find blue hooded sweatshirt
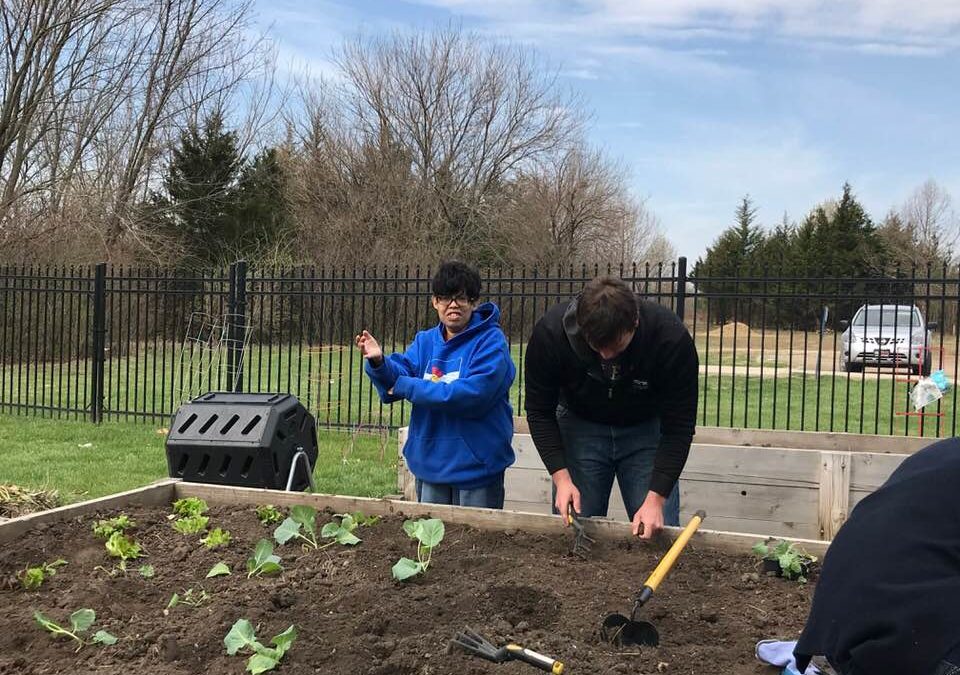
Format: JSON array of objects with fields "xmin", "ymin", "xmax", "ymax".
[{"xmin": 363, "ymin": 302, "xmax": 515, "ymax": 489}]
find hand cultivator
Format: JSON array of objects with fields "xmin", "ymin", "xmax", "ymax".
[
  {"xmin": 567, "ymin": 510, "xmax": 595, "ymax": 558},
  {"xmin": 451, "ymin": 627, "xmax": 565, "ymax": 673},
  {"xmin": 601, "ymin": 510, "xmax": 707, "ymax": 648}
]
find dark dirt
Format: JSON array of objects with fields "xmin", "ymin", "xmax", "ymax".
[{"xmin": 0, "ymin": 503, "xmax": 815, "ymax": 674}]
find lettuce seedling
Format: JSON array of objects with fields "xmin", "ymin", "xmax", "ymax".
[
  {"xmin": 200, "ymin": 528, "xmax": 232, "ymax": 549},
  {"xmin": 273, "ymin": 505, "xmax": 320, "ymax": 549},
  {"xmin": 256, "ymin": 505, "xmax": 284, "ymax": 526},
  {"xmin": 319, "ymin": 513, "xmax": 361, "ymax": 547},
  {"xmin": 105, "ymin": 531, "xmax": 142, "ymax": 561},
  {"xmin": 224, "ymin": 619, "xmax": 297, "ymax": 675},
  {"xmin": 246, "ymin": 539, "xmax": 283, "ymax": 578},
  {"xmin": 172, "ymin": 515, "xmax": 209, "ymax": 535},
  {"xmin": 138, "ymin": 565, "xmax": 155, "ymax": 578},
  {"xmin": 92, "ymin": 515, "xmax": 135, "ymax": 540},
  {"xmin": 34, "ymin": 609, "xmax": 117, "ymax": 651},
  {"xmin": 19, "ymin": 559, "xmax": 67, "ymax": 590},
  {"xmin": 172, "ymin": 497, "xmax": 208, "ymax": 517},
  {"xmin": 392, "ymin": 518, "xmax": 445, "ymax": 581},
  {"xmin": 351, "ymin": 511, "xmax": 381, "ymax": 527}
]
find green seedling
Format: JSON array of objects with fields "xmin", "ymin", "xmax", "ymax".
[
  {"xmin": 172, "ymin": 515, "xmax": 209, "ymax": 535},
  {"xmin": 273, "ymin": 505, "xmax": 321, "ymax": 549},
  {"xmin": 351, "ymin": 511, "xmax": 381, "ymax": 527},
  {"xmin": 319, "ymin": 513, "xmax": 361, "ymax": 547},
  {"xmin": 392, "ymin": 518, "xmax": 445, "ymax": 581},
  {"xmin": 172, "ymin": 497, "xmax": 208, "ymax": 518},
  {"xmin": 91, "ymin": 515, "xmax": 135, "ymax": 540},
  {"xmin": 34, "ymin": 609, "xmax": 117, "ymax": 651},
  {"xmin": 753, "ymin": 539, "xmax": 818, "ymax": 583},
  {"xmin": 200, "ymin": 528, "xmax": 232, "ymax": 549},
  {"xmin": 246, "ymin": 539, "xmax": 283, "ymax": 578},
  {"xmin": 224, "ymin": 619, "xmax": 297, "ymax": 675},
  {"xmin": 19, "ymin": 559, "xmax": 67, "ymax": 590},
  {"xmin": 138, "ymin": 565, "xmax": 155, "ymax": 578},
  {"xmin": 165, "ymin": 587, "xmax": 211, "ymax": 611},
  {"xmin": 206, "ymin": 562, "xmax": 231, "ymax": 578},
  {"xmin": 256, "ymin": 505, "xmax": 284, "ymax": 526},
  {"xmin": 97, "ymin": 531, "xmax": 143, "ymax": 576}
]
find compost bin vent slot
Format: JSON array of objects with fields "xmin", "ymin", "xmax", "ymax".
[
  {"xmin": 220, "ymin": 414, "xmax": 240, "ymax": 435},
  {"xmin": 178, "ymin": 413, "xmax": 197, "ymax": 434},
  {"xmin": 199, "ymin": 414, "xmax": 218, "ymax": 434},
  {"xmin": 241, "ymin": 415, "xmax": 261, "ymax": 435}
]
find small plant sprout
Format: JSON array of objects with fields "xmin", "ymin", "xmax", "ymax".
[
  {"xmin": 224, "ymin": 619, "xmax": 297, "ymax": 675},
  {"xmin": 172, "ymin": 514, "xmax": 209, "ymax": 535},
  {"xmin": 392, "ymin": 518, "xmax": 445, "ymax": 582},
  {"xmin": 206, "ymin": 562, "xmax": 231, "ymax": 578},
  {"xmin": 273, "ymin": 505, "xmax": 321, "ymax": 549},
  {"xmin": 165, "ymin": 588, "xmax": 211, "ymax": 612},
  {"xmin": 200, "ymin": 528, "xmax": 232, "ymax": 549},
  {"xmin": 351, "ymin": 511, "xmax": 381, "ymax": 527},
  {"xmin": 320, "ymin": 513, "xmax": 361, "ymax": 547},
  {"xmin": 91, "ymin": 515, "xmax": 135, "ymax": 540},
  {"xmin": 753, "ymin": 539, "xmax": 818, "ymax": 583},
  {"xmin": 34, "ymin": 609, "xmax": 117, "ymax": 651},
  {"xmin": 256, "ymin": 504, "xmax": 284, "ymax": 526},
  {"xmin": 19, "ymin": 559, "xmax": 67, "ymax": 590},
  {"xmin": 102, "ymin": 531, "xmax": 143, "ymax": 574},
  {"xmin": 138, "ymin": 565, "xmax": 155, "ymax": 578},
  {"xmin": 246, "ymin": 539, "xmax": 283, "ymax": 578},
  {"xmin": 172, "ymin": 497, "xmax": 208, "ymax": 518}
]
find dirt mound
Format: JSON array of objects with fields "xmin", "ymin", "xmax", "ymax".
[{"xmin": 708, "ymin": 321, "xmax": 753, "ymax": 337}]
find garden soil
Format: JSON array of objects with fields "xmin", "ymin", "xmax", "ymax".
[{"xmin": 0, "ymin": 504, "xmax": 815, "ymax": 675}]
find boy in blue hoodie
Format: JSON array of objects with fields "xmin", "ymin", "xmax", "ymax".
[{"xmin": 355, "ymin": 261, "xmax": 516, "ymax": 508}]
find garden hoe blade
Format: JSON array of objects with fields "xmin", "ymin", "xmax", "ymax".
[
  {"xmin": 451, "ymin": 627, "xmax": 566, "ymax": 673},
  {"xmin": 601, "ymin": 510, "xmax": 706, "ymax": 649},
  {"xmin": 567, "ymin": 510, "xmax": 596, "ymax": 558}
]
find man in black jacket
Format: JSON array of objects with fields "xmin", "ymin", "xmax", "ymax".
[
  {"xmin": 524, "ymin": 276, "xmax": 699, "ymax": 539},
  {"xmin": 794, "ymin": 436, "xmax": 960, "ymax": 675}
]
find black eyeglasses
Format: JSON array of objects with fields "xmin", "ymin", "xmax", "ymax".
[{"xmin": 435, "ymin": 294, "xmax": 474, "ymax": 306}]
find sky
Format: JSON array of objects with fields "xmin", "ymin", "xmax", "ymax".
[{"xmin": 251, "ymin": 0, "xmax": 960, "ymax": 261}]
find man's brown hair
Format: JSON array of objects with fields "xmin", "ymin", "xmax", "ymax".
[{"xmin": 576, "ymin": 276, "xmax": 639, "ymax": 348}]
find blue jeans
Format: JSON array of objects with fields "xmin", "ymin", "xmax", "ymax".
[
  {"xmin": 554, "ymin": 406, "xmax": 680, "ymax": 524},
  {"xmin": 415, "ymin": 472, "xmax": 505, "ymax": 509}
]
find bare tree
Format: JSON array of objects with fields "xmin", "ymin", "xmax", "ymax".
[
  {"xmin": 502, "ymin": 143, "xmax": 673, "ymax": 266},
  {"xmin": 300, "ymin": 25, "xmax": 582, "ymax": 261},
  {"xmin": 900, "ymin": 178, "xmax": 958, "ymax": 267},
  {"xmin": 0, "ymin": 0, "xmax": 276, "ymax": 262}
]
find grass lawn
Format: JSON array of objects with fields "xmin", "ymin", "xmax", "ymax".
[{"xmin": 0, "ymin": 414, "xmax": 399, "ymax": 505}]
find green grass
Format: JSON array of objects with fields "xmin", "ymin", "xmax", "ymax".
[
  {"xmin": 0, "ymin": 414, "xmax": 398, "ymax": 504},
  {"xmin": 700, "ymin": 372, "xmax": 955, "ymax": 438}
]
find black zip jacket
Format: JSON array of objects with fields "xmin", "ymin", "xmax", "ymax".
[{"xmin": 523, "ymin": 296, "xmax": 699, "ymax": 497}]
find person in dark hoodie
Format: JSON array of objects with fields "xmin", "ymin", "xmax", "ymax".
[
  {"xmin": 355, "ymin": 260, "xmax": 515, "ymax": 509},
  {"xmin": 794, "ymin": 436, "xmax": 960, "ymax": 675},
  {"xmin": 524, "ymin": 275, "xmax": 698, "ymax": 540}
]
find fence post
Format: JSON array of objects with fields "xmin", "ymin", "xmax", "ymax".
[
  {"xmin": 675, "ymin": 256, "xmax": 688, "ymax": 323},
  {"xmin": 90, "ymin": 263, "xmax": 107, "ymax": 423},
  {"xmin": 227, "ymin": 260, "xmax": 248, "ymax": 393}
]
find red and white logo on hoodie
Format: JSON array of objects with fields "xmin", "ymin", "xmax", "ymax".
[{"xmin": 422, "ymin": 358, "xmax": 462, "ymax": 383}]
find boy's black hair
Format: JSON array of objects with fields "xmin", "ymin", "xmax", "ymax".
[
  {"xmin": 576, "ymin": 275, "xmax": 639, "ymax": 348},
  {"xmin": 432, "ymin": 260, "xmax": 481, "ymax": 300}
]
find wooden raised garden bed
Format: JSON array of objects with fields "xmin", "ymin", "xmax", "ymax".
[{"xmin": 0, "ymin": 480, "xmax": 828, "ymax": 675}]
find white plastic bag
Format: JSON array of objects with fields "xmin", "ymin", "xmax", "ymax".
[{"xmin": 911, "ymin": 377, "xmax": 944, "ymax": 410}]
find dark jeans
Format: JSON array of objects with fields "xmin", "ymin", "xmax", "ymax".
[
  {"xmin": 933, "ymin": 661, "xmax": 960, "ymax": 675},
  {"xmin": 415, "ymin": 472, "xmax": 505, "ymax": 509},
  {"xmin": 554, "ymin": 406, "xmax": 680, "ymax": 524}
]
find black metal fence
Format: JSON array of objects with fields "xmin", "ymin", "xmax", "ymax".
[{"xmin": 2, "ymin": 259, "xmax": 959, "ymax": 438}]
